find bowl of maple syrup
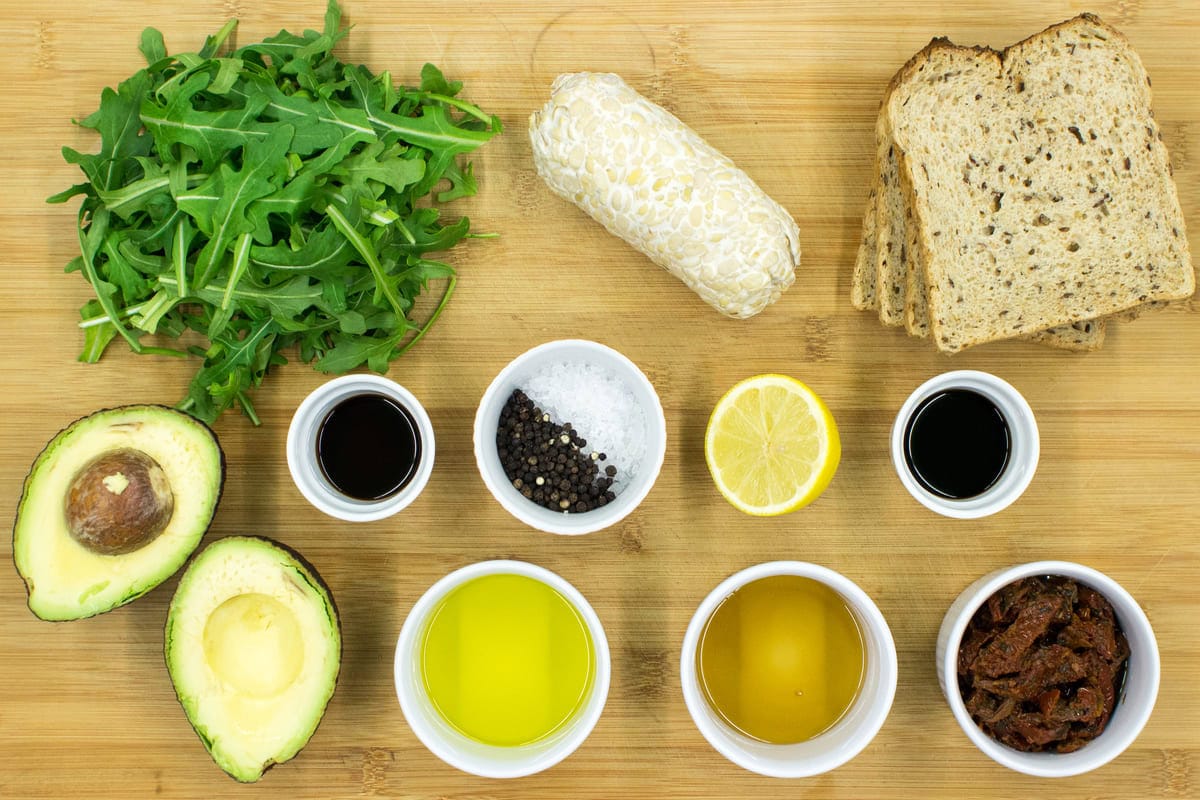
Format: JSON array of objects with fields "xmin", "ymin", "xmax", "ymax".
[
  {"xmin": 679, "ymin": 561, "xmax": 897, "ymax": 777},
  {"xmin": 286, "ymin": 374, "xmax": 435, "ymax": 521},
  {"xmin": 890, "ymin": 370, "xmax": 1039, "ymax": 519}
]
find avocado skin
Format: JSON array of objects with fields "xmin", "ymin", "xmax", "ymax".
[
  {"xmin": 165, "ymin": 535, "xmax": 341, "ymax": 783},
  {"xmin": 12, "ymin": 404, "xmax": 226, "ymax": 621}
]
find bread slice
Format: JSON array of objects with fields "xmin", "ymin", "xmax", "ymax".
[
  {"xmin": 851, "ymin": 106, "xmax": 891, "ymax": 312},
  {"xmin": 875, "ymin": 145, "xmax": 908, "ymax": 326},
  {"xmin": 851, "ymin": 184, "xmax": 879, "ymax": 310},
  {"xmin": 876, "ymin": 142, "xmax": 908, "ymax": 327},
  {"xmin": 875, "ymin": 53, "xmax": 1110, "ymax": 350},
  {"xmin": 855, "ymin": 100, "xmax": 1109, "ymax": 350},
  {"xmin": 893, "ymin": 145, "xmax": 1109, "ymax": 348},
  {"xmin": 888, "ymin": 15, "xmax": 1194, "ymax": 353},
  {"xmin": 859, "ymin": 139, "xmax": 1110, "ymax": 350}
]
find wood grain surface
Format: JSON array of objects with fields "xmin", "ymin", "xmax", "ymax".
[{"xmin": 1, "ymin": 1, "xmax": 1197, "ymax": 798}]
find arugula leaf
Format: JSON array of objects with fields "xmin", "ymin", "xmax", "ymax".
[{"xmin": 53, "ymin": 0, "xmax": 499, "ymax": 424}]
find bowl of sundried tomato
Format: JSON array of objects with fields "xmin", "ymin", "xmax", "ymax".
[{"xmin": 936, "ymin": 561, "xmax": 1159, "ymax": 777}]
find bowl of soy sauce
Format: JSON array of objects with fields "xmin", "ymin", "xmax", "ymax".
[
  {"xmin": 287, "ymin": 374, "xmax": 435, "ymax": 522},
  {"xmin": 890, "ymin": 371, "xmax": 1038, "ymax": 519}
]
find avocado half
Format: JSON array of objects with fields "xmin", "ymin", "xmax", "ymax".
[
  {"xmin": 12, "ymin": 405, "xmax": 224, "ymax": 621},
  {"xmin": 165, "ymin": 536, "xmax": 341, "ymax": 783}
]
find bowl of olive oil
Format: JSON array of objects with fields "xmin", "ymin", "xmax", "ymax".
[
  {"xmin": 680, "ymin": 562, "xmax": 897, "ymax": 777},
  {"xmin": 394, "ymin": 560, "xmax": 610, "ymax": 778}
]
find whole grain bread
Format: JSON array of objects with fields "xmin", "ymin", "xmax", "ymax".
[
  {"xmin": 851, "ymin": 183, "xmax": 879, "ymax": 310},
  {"xmin": 875, "ymin": 141, "xmax": 908, "ymax": 326},
  {"xmin": 870, "ymin": 46, "xmax": 1111, "ymax": 351},
  {"xmin": 888, "ymin": 14, "xmax": 1194, "ymax": 353},
  {"xmin": 854, "ymin": 122, "xmax": 1110, "ymax": 350},
  {"xmin": 893, "ymin": 144, "xmax": 1109, "ymax": 349}
]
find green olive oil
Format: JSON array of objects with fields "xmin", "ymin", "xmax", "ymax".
[
  {"xmin": 420, "ymin": 573, "xmax": 595, "ymax": 747},
  {"xmin": 697, "ymin": 575, "xmax": 866, "ymax": 744}
]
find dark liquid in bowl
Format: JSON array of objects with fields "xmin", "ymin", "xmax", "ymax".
[
  {"xmin": 316, "ymin": 393, "xmax": 421, "ymax": 501},
  {"xmin": 903, "ymin": 389, "xmax": 1010, "ymax": 499}
]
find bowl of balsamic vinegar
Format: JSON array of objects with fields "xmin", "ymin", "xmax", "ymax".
[
  {"xmin": 287, "ymin": 374, "xmax": 436, "ymax": 522},
  {"xmin": 890, "ymin": 370, "xmax": 1039, "ymax": 519}
]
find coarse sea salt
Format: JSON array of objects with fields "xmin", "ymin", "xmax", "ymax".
[{"xmin": 522, "ymin": 360, "xmax": 647, "ymax": 494}]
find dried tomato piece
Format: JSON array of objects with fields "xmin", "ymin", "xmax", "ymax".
[{"xmin": 974, "ymin": 592, "xmax": 1067, "ymax": 677}]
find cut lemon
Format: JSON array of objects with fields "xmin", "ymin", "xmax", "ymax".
[{"xmin": 704, "ymin": 374, "xmax": 841, "ymax": 516}]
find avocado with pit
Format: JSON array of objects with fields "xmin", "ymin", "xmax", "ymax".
[
  {"xmin": 12, "ymin": 405, "xmax": 224, "ymax": 621},
  {"xmin": 165, "ymin": 536, "xmax": 341, "ymax": 782}
]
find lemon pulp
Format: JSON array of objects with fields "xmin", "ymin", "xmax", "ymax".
[{"xmin": 704, "ymin": 374, "xmax": 841, "ymax": 516}]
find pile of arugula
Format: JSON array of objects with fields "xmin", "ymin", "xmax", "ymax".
[{"xmin": 50, "ymin": 1, "xmax": 500, "ymax": 424}]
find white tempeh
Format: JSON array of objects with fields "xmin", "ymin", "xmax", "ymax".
[{"xmin": 529, "ymin": 72, "xmax": 800, "ymax": 319}]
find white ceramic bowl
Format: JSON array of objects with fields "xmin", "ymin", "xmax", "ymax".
[
  {"xmin": 473, "ymin": 339, "xmax": 667, "ymax": 535},
  {"xmin": 680, "ymin": 561, "xmax": 898, "ymax": 778},
  {"xmin": 394, "ymin": 560, "xmax": 611, "ymax": 778},
  {"xmin": 890, "ymin": 370, "xmax": 1039, "ymax": 519},
  {"xmin": 286, "ymin": 374, "xmax": 435, "ymax": 522},
  {"xmin": 936, "ymin": 560, "xmax": 1160, "ymax": 777}
]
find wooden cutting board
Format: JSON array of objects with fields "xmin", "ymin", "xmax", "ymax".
[{"xmin": 1, "ymin": 1, "xmax": 1197, "ymax": 798}]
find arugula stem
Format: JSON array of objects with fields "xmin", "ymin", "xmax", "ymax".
[
  {"xmin": 79, "ymin": 301, "xmax": 150, "ymax": 329},
  {"xmin": 395, "ymin": 275, "xmax": 455, "ymax": 358},
  {"xmin": 200, "ymin": 18, "xmax": 239, "ymax": 59},
  {"xmin": 77, "ymin": 207, "xmax": 142, "ymax": 352},
  {"xmin": 422, "ymin": 93, "xmax": 495, "ymax": 126},
  {"xmin": 138, "ymin": 346, "xmax": 190, "ymax": 358},
  {"xmin": 173, "ymin": 218, "xmax": 189, "ymax": 297},
  {"xmin": 222, "ymin": 233, "xmax": 253, "ymax": 310},
  {"xmin": 236, "ymin": 391, "xmax": 261, "ymax": 426},
  {"xmin": 325, "ymin": 204, "xmax": 406, "ymax": 318},
  {"xmin": 393, "ymin": 216, "xmax": 417, "ymax": 245},
  {"xmin": 132, "ymin": 290, "xmax": 179, "ymax": 333}
]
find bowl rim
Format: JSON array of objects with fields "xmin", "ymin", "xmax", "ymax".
[
  {"xmin": 285, "ymin": 373, "xmax": 436, "ymax": 522},
  {"xmin": 940, "ymin": 560, "xmax": 1160, "ymax": 777},
  {"xmin": 890, "ymin": 370, "xmax": 1039, "ymax": 519},
  {"xmin": 393, "ymin": 559, "xmax": 612, "ymax": 778},
  {"xmin": 472, "ymin": 338, "xmax": 667, "ymax": 535},
  {"xmin": 679, "ymin": 560, "xmax": 898, "ymax": 777}
]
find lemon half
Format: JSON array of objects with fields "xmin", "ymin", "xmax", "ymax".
[{"xmin": 704, "ymin": 374, "xmax": 841, "ymax": 516}]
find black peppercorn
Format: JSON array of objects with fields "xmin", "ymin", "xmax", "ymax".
[{"xmin": 496, "ymin": 389, "xmax": 626, "ymax": 516}]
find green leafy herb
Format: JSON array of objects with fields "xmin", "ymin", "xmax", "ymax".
[{"xmin": 52, "ymin": 0, "xmax": 500, "ymax": 424}]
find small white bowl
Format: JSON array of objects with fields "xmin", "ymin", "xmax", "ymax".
[
  {"xmin": 394, "ymin": 560, "xmax": 611, "ymax": 778},
  {"xmin": 473, "ymin": 339, "xmax": 666, "ymax": 535},
  {"xmin": 936, "ymin": 561, "xmax": 1160, "ymax": 778},
  {"xmin": 680, "ymin": 561, "xmax": 898, "ymax": 778},
  {"xmin": 286, "ymin": 374, "xmax": 435, "ymax": 522},
  {"xmin": 890, "ymin": 370, "xmax": 1039, "ymax": 519}
]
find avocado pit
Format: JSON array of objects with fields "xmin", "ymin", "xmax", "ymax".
[{"xmin": 65, "ymin": 448, "xmax": 175, "ymax": 555}]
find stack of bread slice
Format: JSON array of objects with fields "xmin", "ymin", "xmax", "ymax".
[{"xmin": 852, "ymin": 14, "xmax": 1194, "ymax": 353}]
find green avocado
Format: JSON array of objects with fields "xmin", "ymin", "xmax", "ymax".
[
  {"xmin": 12, "ymin": 405, "xmax": 224, "ymax": 621},
  {"xmin": 165, "ymin": 536, "xmax": 341, "ymax": 783}
]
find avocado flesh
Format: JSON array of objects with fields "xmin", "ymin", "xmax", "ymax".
[
  {"xmin": 12, "ymin": 405, "xmax": 224, "ymax": 621},
  {"xmin": 166, "ymin": 536, "xmax": 341, "ymax": 783}
]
